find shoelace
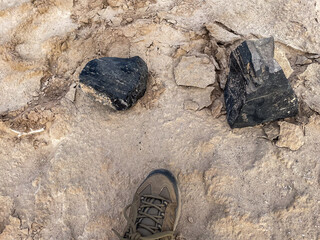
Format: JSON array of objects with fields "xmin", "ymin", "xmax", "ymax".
[{"xmin": 113, "ymin": 195, "xmax": 174, "ymax": 240}]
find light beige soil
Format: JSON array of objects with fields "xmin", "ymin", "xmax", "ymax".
[{"xmin": 0, "ymin": 0, "xmax": 320, "ymax": 239}]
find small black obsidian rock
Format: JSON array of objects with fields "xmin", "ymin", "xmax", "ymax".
[
  {"xmin": 224, "ymin": 37, "xmax": 298, "ymax": 128},
  {"xmin": 79, "ymin": 56, "xmax": 148, "ymax": 110}
]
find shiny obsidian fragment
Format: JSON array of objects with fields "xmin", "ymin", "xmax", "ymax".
[
  {"xmin": 224, "ymin": 37, "xmax": 298, "ymax": 128},
  {"xmin": 80, "ymin": 56, "xmax": 148, "ymax": 110}
]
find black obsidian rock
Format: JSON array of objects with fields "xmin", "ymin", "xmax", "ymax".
[
  {"xmin": 224, "ymin": 37, "xmax": 298, "ymax": 128},
  {"xmin": 79, "ymin": 56, "xmax": 148, "ymax": 110}
]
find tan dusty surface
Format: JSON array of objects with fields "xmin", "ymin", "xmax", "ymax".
[{"xmin": 0, "ymin": 0, "xmax": 320, "ymax": 239}]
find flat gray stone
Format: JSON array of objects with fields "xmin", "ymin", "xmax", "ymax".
[
  {"xmin": 174, "ymin": 55, "xmax": 216, "ymax": 88},
  {"xmin": 296, "ymin": 64, "xmax": 320, "ymax": 114}
]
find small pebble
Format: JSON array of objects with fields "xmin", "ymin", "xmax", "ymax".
[{"xmin": 126, "ymin": 17, "xmax": 133, "ymax": 23}]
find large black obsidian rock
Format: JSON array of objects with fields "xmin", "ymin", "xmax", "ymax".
[
  {"xmin": 79, "ymin": 56, "xmax": 148, "ymax": 110},
  {"xmin": 224, "ymin": 37, "xmax": 298, "ymax": 128}
]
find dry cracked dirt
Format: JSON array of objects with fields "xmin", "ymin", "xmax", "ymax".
[{"xmin": 0, "ymin": 0, "xmax": 320, "ymax": 239}]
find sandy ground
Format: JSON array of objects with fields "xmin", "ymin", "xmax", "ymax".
[{"xmin": 0, "ymin": 0, "xmax": 320, "ymax": 239}]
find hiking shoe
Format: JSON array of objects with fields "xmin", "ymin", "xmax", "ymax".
[{"xmin": 114, "ymin": 169, "xmax": 181, "ymax": 240}]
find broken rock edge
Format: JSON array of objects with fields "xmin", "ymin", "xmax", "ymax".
[{"xmin": 225, "ymin": 39, "xmax": 299, "ymax": 128}]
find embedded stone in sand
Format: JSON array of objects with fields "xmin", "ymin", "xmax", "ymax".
[
  {"xmin": 174, "ymin": 55, "xmax": 216, "ymax": 88},
  {"xmin": 79, "ymin": 56, "xmax": 148, "ymax": 110}
]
